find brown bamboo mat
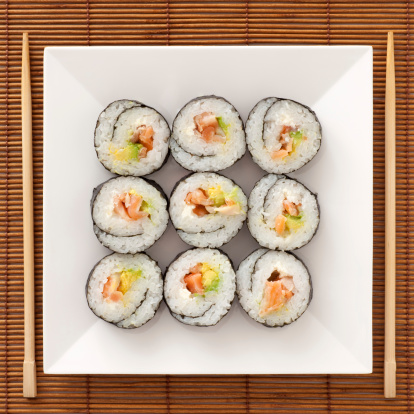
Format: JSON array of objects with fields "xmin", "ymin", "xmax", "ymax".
[{"xmin": 0, "ymin": 0, "xmax": 412, "ymax": 413}]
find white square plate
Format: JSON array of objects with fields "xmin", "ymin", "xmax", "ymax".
[{"xmin": 43, "ymin": 46, "xmax": 373, "ymax": 374}]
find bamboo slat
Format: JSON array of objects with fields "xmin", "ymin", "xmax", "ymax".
[{"xmin": 0, "ymin": 0, "xmax": 413, "ymax": 412}]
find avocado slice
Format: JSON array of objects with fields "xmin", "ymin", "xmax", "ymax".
[
  {"xmin": 284, "ymin": 213, "xmax": 304, "ymax": 231},
  {"xmin": 201, "ymin": 263, "xmax": 220, "ymax": 293},
  {"xmin": 118, "ymin": 268, "xmax": 142, "ymax": 294}
]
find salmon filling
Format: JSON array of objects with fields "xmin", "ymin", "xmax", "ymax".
[
  {"xmin": 184, "ymin": 262, "xmax": 220, "ymax": 295},
  {"xmin": 113, "ymin": 191, "xmax": 149, "ymax": 221},
  {"xmin": 102, "ymin": 268, "xmax": 142, "ymax": 303},
  {"xmin": 130, "ymin": 125, "xmax": 154, "ymax": 158},
  {"xmin": 259, "ymin": 270, "xmax": 295, "ymax": 316},
  {"xmin": 110, "ymin": 125, "xmax": 154, "ymax": 162},
  {"xmin": 185, "ymin": 186, "xmax": 241, "ymax": 217},
  {"xmin": 271, "ymin": 126, "xmax": 307, "ymax": 160},
  {"xmin": 194, "ymin": 112, "xmax": 227, "ymax": 143},
  {"xmin": 275, "ymin": 199, "xmax": 303, "ymax": 235}
]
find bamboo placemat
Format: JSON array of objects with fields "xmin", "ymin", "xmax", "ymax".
[{"xmin": 0, "ymin": 1, "xmax": 412, "ymax": 413}]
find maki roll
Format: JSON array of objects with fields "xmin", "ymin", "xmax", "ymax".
[
  {"xmin": 237, "ymin": 249, "xmax": 312, "ymax": 327},
  {"xmin": 92, "ymin": 176, "xmax": 169, "ymax": 253},
  {"xmin": 94, "ymin": 99, "xmax": 170, "ymax": 176},
  {"xmin": 248, "ymin": 174, "xmax": 319, "ymax": 250},
  {"xmin": 164, "ymin": 248, "xmax": 236, "ymax": 326},
  {"xmin": 246, "ymin": 98, "xmax": 321, "ymax": 173},
  {"xmin": 170, "ymin": 96, "xmax": 246, "ymax": 172},
  {"xmin": 169, "ymin": 173, "xmax": 247, "ymax": 248},
  {"xmin": 86, "ymin": 252, "xmax": 163, "ymax": 329}
]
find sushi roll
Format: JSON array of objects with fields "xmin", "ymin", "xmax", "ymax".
[
  {"xmin": 246, "ymin": 98, "xmax": 321, "ymax": 173},
  {"xmin": 92, "ymin": 176, "xmax": 169, "ymax": 253},
  {"xmin": 94, "ymin": 99, "xmax": 170, "ymax": 176},
  {"xmin": 164, "ymin": 248, "xmax": 236, "ymax": 326},
  {"xmin": 169, "ymin": 173, "xmax": 247, "ymax": 248},
  {"xmin": 237, "ymin": 249, "xmax": 312, "ymax": 327},
  {"xmin": 170, "ymin": 96, "xmax": 246, "ymax": 172},
  {"xmin": 248, "ymin": 174, "xmax": 319, "ymax": 250},
  {"xmin": 86, "ymin": 252, "xmax": 163, "ymax": 329}
]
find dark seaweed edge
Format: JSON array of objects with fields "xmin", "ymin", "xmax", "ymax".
[
  {"xmin": 172, "ymin": 94, "xmax": 245, "ymax": 139},
  {"xmin": 115, "ymin": 290, "xmax": 148, "ymax": 328},
  {"xmin": 94, "ymin": 225, "xmax": 165, "ymax": 254},
  {"xmin": 263, "ymin": 174, "xmax": 285, "ymax": 207},
  {"xmin": 245, "ymin": 97, "xmax": 279, "ymax": 127},
  {"xmin": 85, "ymin": 252, "xmax": 164, "ymax": 329},
  {"xmin": 94, "ymin": 99, "xmax": 171, "ymax": 177},
  {"xmin": 235, "ymin": 247, "xmax": 268, "ymax": 297},
  {"xmin": 176, "ymin": 221, "xmax": 244, "ymax": 249},
  {"xmin": 168, "ymin": 170, "xmax": 194, "ymax": 197},
  {"xmin": 90, "ymin": 176, "xmax": 170, "ymax": 253},
  {"xmin": 170, "ymin": 136, "xmax": 247, "ymax": 174},
  {"xmin": 262, "ymin": 97, "xmax": 322, "ymax": 141},
  {"xmin": 171, "ymin": 303, "xmax": 214, "ymax": 320},
  {"xmin": 171, "ymin": 95, "xmax": 245, "ymax": 157},
  {"xmin": 169, "ymin": 137, "xmax": 220, "ymax": 173},
  {"xmin": 91, "ymin": 175, "xmax": 170, "ymax": 234},
  {"xmin": 246, "ymin": 173, "xmax": 278, "ymax": 248},
  {"xmin": 236, "ymin": 249, "xmax": 313, "ymax": 328},
  {"xmin": 246, "ymin": 97, "xmax": 322, "ymax": 175},
  {"xmin": 93, "ymin": 99, "xmax": 142, "ymax": 164},
  {"xmin": 176, "ymin": 225, "xmax": 225, "ymax": 237},
  {"xmin": 245, "ymin": 97, "xmax": 278, "ymax": 162},
  {"xmin": 246, "ymin": 173, "xmax": 321, "ymax": 251},
  {"xmin": 169, "ymin": 95, "xmax": 246, "ymax": 171},
  {"xmin": 163, "ymin": 247, "xmax": 236, "ymax": 327}
]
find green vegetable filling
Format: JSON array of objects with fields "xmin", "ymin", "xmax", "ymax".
[
  {"xmin": 127, "ymin": 142, "xmax": 143, "ymax": 158},
  {"xmin": 201, "ymin": 263, "xmax": 220, "ymax": 293},
  {"xmin": 289, "ymin": 130, "xmax": 304, "ymax": 152},
  {"xmin": 216, "ymin": 117, "xmax": 230, "ymax": 136},
  {"xmin": 207, "ymin": 186, "xmax": 241, "ymax": 208},
  {"xmin": 112, "ymin": 141, "xmax": 143, "ymax": 161},
  {"xmin": 204, "ymin": 277, "xmax": 220, "ymax": 293},
  {"xmin": 118, "ymin": 268, "xmax": 142, "ymax": 294},
  {"xmin": 139, "ymin": 199, "xmax": 154, "ymax": 222},
  {"xmin": 227, "ymin": 187, "xmax": 240, "ymax": 204},
  {"xmin": 284, "ymin": 213, "xmax": 304, "ymax": 231},
  {"xmin": 208, "ymin": 186, "xmax": 226, "ymax": 207},
  {"xmin": 140, "ymin": 200, "xmax": 151, "ymax": 213}
]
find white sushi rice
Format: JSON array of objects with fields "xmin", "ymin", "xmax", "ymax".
[
  {"xmin": 246, "ymin": 98, "xmax": 321, "ymax": 174},
  {"xmin": 86, "ymin": 253, "xmax": 163, "ymax": 328},
  {"xmin": 236, "ymin": 248, "xmax": 268, "ymax": 291},
  {"xmin": 117, "ymin": 260, "xmax": 163, "ymax": 328},
  {"xmin": 169, "ymin": 173, "xmax": 247, "ymax": 248},
  {"xmin": 237, "ymin": 249, "xmax": 312, "ymax": 327},
  {"xmin": 95, "ymin": 100, "xmax": 170, "ymax": 176},
  {"xmin": 176, "ymin": 225, "xmax": 241, "ymax": 249},
  {"xmin": 247, "ymin": 174, "xmax": 319, "ymax": 250},
  {"xmin": 164, "ymin": 248, "xmax": 236, "ymax": 326},
  {"xmin": 170, "ymin": 96, "xmax": 246, "ymax": 172},
  {"xmin": 93, "ymin": 227, "xmax": 158, "ymax": 254},
  {"xmin": 92, "ymin": 176, "xmax": 169, "ymax": 253}
]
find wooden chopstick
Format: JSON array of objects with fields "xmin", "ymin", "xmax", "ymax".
[
  {"xmin": 22, "ymin": 32, "xmax": 37, "ymax": 399},
  {"xmin": 384, "ymin": 31, "xmax": 396, "ymax": 399}
]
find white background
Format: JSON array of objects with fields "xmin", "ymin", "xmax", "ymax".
[{"xmin": 44, "ymin": 46, "xmax": 373, "ymax": 374}]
